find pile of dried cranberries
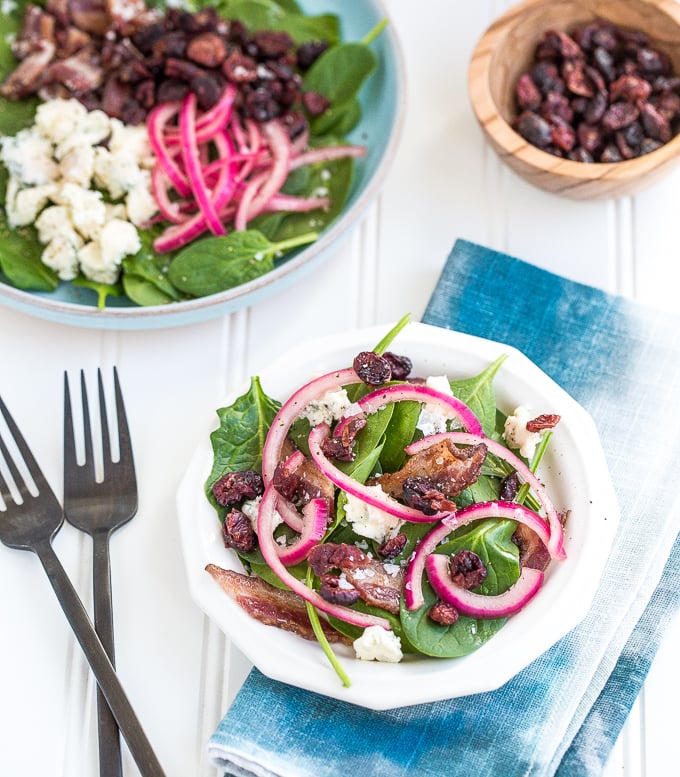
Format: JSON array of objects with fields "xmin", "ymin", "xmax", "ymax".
[{"xmin": 512, "ymin": 21, "xmax": 680, "ymax": 162}]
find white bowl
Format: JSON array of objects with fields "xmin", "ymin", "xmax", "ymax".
[{"xmin": 176, "ymin": 322, "xmax": 619, "ymax": 709}]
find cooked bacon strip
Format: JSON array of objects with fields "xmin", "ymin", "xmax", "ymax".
[
  {"xmin": 205, "ymin": 564, "xmax": 351, "ymax": 644},
  {"xmin": 512, "ymin": 523, "xmax": 551, "ymax": 571},
  {"xmin": 373, "ymin": 439, "xmax": 488, "ymax": 500},
  {"xmin": 0, "ymin": 41, "xmax": 55, "ymax": 99},
  {"xmin": 344, "ymin": 558, "xmax": 403, "ymax": 615}
]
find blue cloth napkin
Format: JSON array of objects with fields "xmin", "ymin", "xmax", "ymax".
[{"xmin": 208, "ymin": 239, "xmax": 680, "ymax": 777}]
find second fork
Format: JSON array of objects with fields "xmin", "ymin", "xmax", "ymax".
[{"xmin": 64, "ymin": 369, "xmax": 138, "ymax": 777}]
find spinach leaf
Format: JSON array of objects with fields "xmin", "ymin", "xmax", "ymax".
[
  {"xmin": 400, "ymin": 519, "xmax": 520, "ymax": 658},
  {"xmin": 336, "ymin": 404, "xmax": 394, "ymax": 482},
  {"xmin": 214, "ymin": 0, "xmax": 339, "ymax": 44},
  {"xmin": 0, "ymin": 221, "xmax": 58, "ymax": 291},
  {"xmin": 304, "ymin": 43, "xmax": 377, "ymax": 110},
  {"xmin": 308, "ymin": 98, "xmax": 362, "ymax": 138},
  {"xmin": 205, "ymin": 376, "xmax": 281, "ymax": 514},
  {"xmin": 450, "ymin": 355, "xmax": 507, "ymax": 436},
  {"xmin": 121, "ymin": 232, "xmax": 183, "ymax": 306},
  {"xmin": 265, "ymin": 151, "xmax": 353, "ymax": 244},
  {"xmin": 379, "ymin": 400, "xmax": 420, "ymax": 473},
  {"xmin": 167, "ymin": 229, "xmax": 316, "ymax": 297}
]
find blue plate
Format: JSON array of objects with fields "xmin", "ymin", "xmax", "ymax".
[{"xmin": 0, "ymin": 0, "xmax": 405, "ymax": 329}]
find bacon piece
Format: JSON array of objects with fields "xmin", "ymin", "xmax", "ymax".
[
  {"xmin": 344, "ymin": 558, "xmax": 403, "ymax": 614},
  {"xmin": 0, "ymin": 41, "xmax": 55, "ymax": 99},
  {"xmin": 43, "ymin": 46, "xmax": 104, "ymax": 93},
  {"xmin": 374, "ymin": 439, "xmax": 487, "ymax": 500},
  {"xmin": 205, "ymin": 564, "xmax": 351, "ymax": 644},
  {"xmin": 512, "ymin": 523, "xmax": 551, "ymax": 571}
]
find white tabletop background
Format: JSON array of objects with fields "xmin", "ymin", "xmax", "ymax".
[{"xmin": 1, "ymin": 1, "xmax": 679, "ymax": 774}]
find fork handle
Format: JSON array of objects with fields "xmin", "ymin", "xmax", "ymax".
[
  {"xmin": 36, "ymin": 539, "xmax": 167, "ymax": 777},
  {"xmin": 93, "ymin": 532, "xmax": 123, "ymax": 777}
]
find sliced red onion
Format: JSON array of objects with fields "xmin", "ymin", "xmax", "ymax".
[
  {"xmin": 425, "ymin": 554, "xmax": 544, "ymax": 618},
  {"xmin": 264, "ymin": 192, "xmax": 330, "ymax": 213},
  {"xmin": 351, "ymin": 384, "xmax": 484, "ymax": 437},
  {"xmin": 256, "ymin": 485, "xmax": 389, "ymax": 629},
  {"xmin": 289, "ymin": 144, "xmax": 367, "ymax": 170},
  {"xmin": 403, "ymin": 501, "xmax": 552, "ymax": 611},
  {"xmin": 147, "ymin": 103, "xmax": 191, "ymax": 198},
  {"xmin": 261, "ymin": 367, "xmax": 359, "ymax": 484},
  {"xmin": 180, "ymin": 93, "xmax": 225, "ymax": 236},
  {"xmin": 405, "ymin": 432, "xmax": 566, "ymax": 560},
  {"xmin": 276, "ymin": 497, "xmax": 329, "ymax": 566},
  {"xmin": 308, "ymin": 423, "xmax": 442, "ymax": 524},
  {"xmin": 242, "ymin": 120, "xmax": 292, "ymax": 222}
]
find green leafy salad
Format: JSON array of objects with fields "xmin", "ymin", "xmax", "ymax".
[
  {"xmin": 0, "ymin": 0, "xmax": 383, "ymax": 308},
  {"xmin": 205, "ymin": 316, "xmax": 566, "ymax": 685}
]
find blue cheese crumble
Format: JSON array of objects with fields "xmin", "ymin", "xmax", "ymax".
[
  {"xmin": 353, "ymin": 625, "xmax": 403, "ymax": 663},
  {"xmin": 503, "ymin": 405, "xmax": 543, "ymax": 460},
  {"xmin": 0, "ymin": 98, "xmax": 157, "ymax": 284}
]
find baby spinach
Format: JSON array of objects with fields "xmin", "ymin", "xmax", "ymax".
[
  {"xmin": 214, "ymin": 0, "xmax": 340, "ymax": 44},
  {"xmin": 304, "ymin": 43, "xmax": 377, "ymax": 137},
  {"xmin": 205, "ymin": 376, "xmax": 281, "ymax": 515},
  {"xmin": 167, "ymin": 230, "xmax": 317, "ymax": 297},
  {"xmin": 73, "ymin": 276, "xmax": 123, "ymax": 309},
  {"xmin": 0, "ymin": 221, "xmax": 58, "ymax": 292},
  {"xmin": 400, "ymin": 519, "xmax": 520, "ymax": 658},
  {"xmin": 450, "ymin": 355, "xmax": 508, "ymax": 436}
]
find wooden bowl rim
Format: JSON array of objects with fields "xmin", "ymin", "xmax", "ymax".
[{"xmin": 468, "ymin": 0, "xmax": 680, "ymax": 187}]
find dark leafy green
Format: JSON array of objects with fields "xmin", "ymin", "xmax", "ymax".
[
  {"xmin": 450, "ymin": 355, "xmax": 508, "ymax": 436},
  {"xmin": 205, "ymin": 376, "xmax": 280, "ymax": 515},
  {"xmin": 167, "ymin": 230, "xmax": 317, "ymax": 296},
  {"xmin": 400, "ymin": 520, "xmax": 520, "ymax": 658},
  {"xmin": 0, "ymin": 221, "xmax": 58, "ymax": 291}
]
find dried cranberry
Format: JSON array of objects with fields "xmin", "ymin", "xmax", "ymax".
[
  {"xmin": 499, "ymin": 471, "xmax": 520, "ymax": 501},
  {"xmin": 382, "ymin": 352, "xmax": 412, "ymax": 380},
  {"xmin": 402, "ymin": 477, "xmax": 456, "ymax": 515},
  {"xmin": 302, "ymin": 90, "xmax": 330, "ymax": 116},
  {"xmin": 449, "ymin": 549, "xmax": 487, "ymax": 590},
  {"xmin": 296, "ymin": 40, "xmax": 328, "ymax": 69},
  {"xmin": 600, "ymin": 143, "xmax": 624, "ymax": 162},
  {"xmin": 525, "ymin": 413, "xmax": 561, "ymax": 432},
  {"xmin": 377, "ymin": 533, "xmax": 407, "ymax": 560},
  {"xmin": 640, "ymin": 102, "xmax": 672, "ymax": 142},
  {"xmin": 429, "ymin": 601, "xmax": 459, "ymax": 626},
  {"xmin": 353, "ymin": 351, "xmax": 392, "ymax": 386},
  {"xmin": 212, "ymin": 470, "xmax": 264, "ymax": 507},
  {"xmin": 252, "ymin": 30, "xmax": 294, "ymax": 59},
  {"xmin": 222, "ymin": 509, "xmax": 257, "ymax": 552},
  {"xmin": 319, "ymin": 577, "xmax": 360, "ymax": 606},
  {"xmin": 515, "ymin": 72, "xmax": 542, "ymax": 111},
  {"xmin": 513, "ymin": 111, "xmax": 552, "ymax": 148},
  {"xmin": 186, "ymin": 32, "xmax": 227, "ymax": 68},
  {"xmin": 320, "ymin": 436, "xmax": 355, "ymax": 462},
  {"xmin": 601, "ymin": 102, "xmax": 639, "ymax": 131}
]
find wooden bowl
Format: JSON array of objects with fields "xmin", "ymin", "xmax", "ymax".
[{"xmin": 468, "ymin": 0, "xmax": 680, "ymax": 199}]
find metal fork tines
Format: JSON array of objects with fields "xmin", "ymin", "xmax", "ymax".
[
  {"xmin": 0, "ymin": 392, "xmax": 165, "ymax": 777},
  {"xmin": 63, "ymin": 368, "xmax": 138, "ymax": 777}
]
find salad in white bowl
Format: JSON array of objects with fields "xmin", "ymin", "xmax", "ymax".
[{"xmin": 177, "ymin": 318, "xmax": 619, "ymax": 707}]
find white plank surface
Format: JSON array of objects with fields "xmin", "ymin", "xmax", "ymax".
[{"xmin": 1, "ymin": 1, "xmax": 679, "ymax": 775}]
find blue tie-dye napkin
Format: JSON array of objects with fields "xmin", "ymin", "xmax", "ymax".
[{"xmin": 208, "ymin": 239, "xmax": 680, "ymax": 777}]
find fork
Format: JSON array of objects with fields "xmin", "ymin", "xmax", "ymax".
[
  {"xmin": 63, "ymin": 369, "xmax": 138, "ymax": 777},
  {"xmin": 0, "ymin": 394, "xmax": 166, "ymax": 777}
]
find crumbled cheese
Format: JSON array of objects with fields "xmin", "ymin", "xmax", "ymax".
[
  {"xmin": 503, "ymin": 405, "xmax": 543, "ymax": 460},
  {"xmin": 0, "ymin": 128, "xmax": 59, "ymax": 185},
  {"xmin": 108, "ymin": 119, "xmax": 155, "ymax": 169},
  {"xmin": 34, "ymin": 98, "xmax": 88, "ymax": 146},
  {"xmin": 416, "ymin": 375, "xmax": 455, "ymax": 436},
  {"xmin": 41, "ymin": 232, "xmax": 82, "ymax": 281},
  {"xmin": 240, "ymin": 496, "xmax": 283, "ymax": 531},
  {"xmin": 54, "ymin": 183, "xmax": 107, "ymax": 240},
  {"xmin": 0, "ymin": 98, "xmax": 157, "ymax": 286},
  {"xmin": 5, "ymin": 181, "xmax": 56, "ymax": 227},
  {"xmin": 93, "ymin": 147, "xmax": 143, "ymax": 199},
  {"xmin": 125, "ymin": 172, "xmax": 158, "ymax": 226},
  {"xmin": 343, "ymin": 486, "xmax": 403, "ymax": 543},
  {"xmin": 353, "ymin": 626, "xmax": 403, "ymax": 663},
  {"xmin": 98, "ymin": 219, "xmax": 141, "ymax": 270},
  {"xmin": 59, "ymin": 145, "xmax": 95, "ymax": 187},
  {"xmin": 300, "ymin": 388, "xmax": 355, "ymax": 427}
]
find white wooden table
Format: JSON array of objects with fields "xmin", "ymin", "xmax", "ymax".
[{"xmin": 1, "ymin": 1, "xmax": 678, "ymax": 774}]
